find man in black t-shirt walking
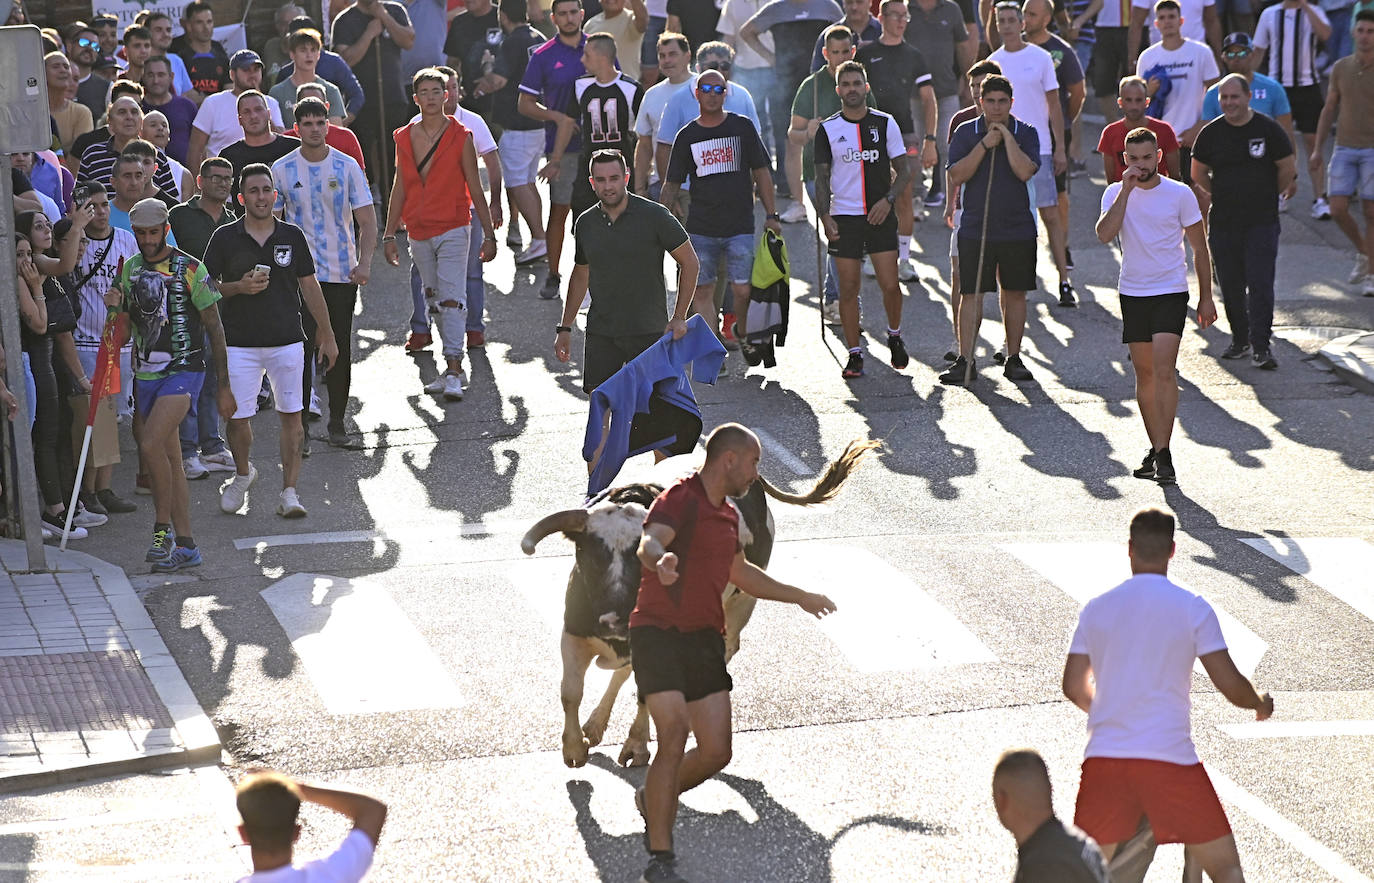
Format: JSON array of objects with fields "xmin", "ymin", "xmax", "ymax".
[
  {"xmin": 814, "ymin": 61, "xmax": 914, "ymax": 380},
  {"xmin": 993, "ymin": 749, "xmax": 1109, "ymax": 882},
  {"xmin": 662, "ymin": 69, "xmax": 782, "ymax": 345},
  {"xmin": 1192, "ymin": 75, "xmax": 1296, "ymax": 372},
  {"xmin": 218, "ymin": 91, "xmax": 301, "ymax": 202}
]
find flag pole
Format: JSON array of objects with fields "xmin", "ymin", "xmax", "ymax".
[{"xmin": 58, "ymin": 424, "xmax": 93, "ymax": 551}]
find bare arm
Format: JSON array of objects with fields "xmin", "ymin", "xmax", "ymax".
[
  {"xmin": 1000, "ymin": 126, "xmax": 1038, "ymax": 181},
  {"xmin": 481, "ymin": 150, "xmax": 504, "ymax": 228},
  {"xmin": 1310, "ymin": 78, "xmax": 1339, "ymax": 162},
  {"xmin": 1199, "ymin": 650, "xmax": 1273, "ymax": 720},
  {"xmin": 752, "ymin": 165, "xmax": 778, "ymax": 222},
  {"xmin": 374, "ymin": 4, "xmax": 416, "ymax": 50},
  {"xmin": 629, "ymin": 0, "xmax": 648, "ymax": 32},
  {"xmin": 636, "ymin": 522, "xmax": 677, "ymax": 574},
  {"xmin": 948, "ymin": 140, "xmax": 988, "ymax": 188},
  {"xmin": 299, "ymin": 275, "xmax": 339, "ymax": 371},
  {"xmin": 1047, "ymin": 91, "xmax": 1066, "ymax": 173},
  {"xmin": 667, "ymin": 238, "xmax": 699, "ymax": 327},
  {"xmin": 297, "ymin": 781, "xmax": 389, "ymax": 846},
  {"xmin": 1127, "ymin": 5, "xmax": 1148, "ymax": 68},
  {"xmin": 1163, "ymin": 147, "xmax": 1181, "ymax": 179},
  {"xmin": 1070, "ymin": 0, "xmax": 1104, "ymax": 35},
  {"xmin": 659, "ymin": 180, "xmax": 683, "ymax": 217},
  {"xmin": 1095, "ymin": 180, "xmax": 1133, "ymax": 242},
  {"xmin": 55, "ymin": 332, "xmax": 87, "ymax": 389},
  {"xmin": 186, "ymin": 127, "xmax": 209, "ymax": 196},
  {"xmin": 634, "ymin": 136, "xmax": 654, "ymax": 194},
  {"xmin": 788, "ymin": 112, "xmax": 815, "ymax": 147},
  {"xmin": 654, "ymin": 140, "xmax": 671, "ymax": 180},
  {"xmin": 1067, "ymin": 81, "xmax": 1086, "ymax": 124},
  {"xmin": 350, "ymin": 203, "xmax": 378, "ymax": 286},
  {"xmin": 955, "ymin": 36, "xmax": 977, "ymax": 104},
  {"xmin": 1062, "ymin": 653, "xmax": 1094, "ymax": 713},
  {"xmin": 1184, "ymin": 219, "xmax": 1214, "ymax": 308},
  {"xmin": 462, "ymin": 139, "xmax": 496, "ymax": 246},
  {"xmin": 518, "ymin": 91, "xmax": 574, "ymax": 127},
  {"xmin": 13, "ymin": 191, "xmax": 42, "ymax": 213},
  {"xmin": 729, "ymin": 551, "xmax": 836, "ymax": 616},
  {"xmin": 1301, "ymin": 1, "xmax": 1332, "ymax": 41},
  {"xmin": 560, "ymin": 263, "xmax": 590, "ymax": 328},
  {"xmin": 1203, "ymin": 4, "xmax": 1224, "ymax": 55},
  {"xmin": 1190, "ymin": 157, "xmax": 1212, "ymax": 195},
  {"xmin": 739, "ymin": 22, "xmax": 774, "ymax": 67},
  {"xmin": 1276, "ymin": 153, "xmax": 1298, "ymax": 198}
]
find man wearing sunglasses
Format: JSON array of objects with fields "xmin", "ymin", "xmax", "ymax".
[{"xmin": 64, "ymin": 25, "xmax": 113, "ymax": 121}]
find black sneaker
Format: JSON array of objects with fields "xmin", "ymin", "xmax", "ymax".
[
  {"xmin": 539, "ymin": 272, "xmax": 562, "ymax": 301},
  {"xmin": 939, "ymin": 356, "xmax": 976, "ymax": 384},
  {"xmin": 1065, "ymin": 246, "xmax": 1074, "ymax": 271},
  {"xmin": 1253, "ymin": 349, "xmax": 1278, "ymax": 370},
  {"xmin": 1154, "ymin": 448, "xmax": 1176, "ymax": 485},
  {"xmin": 842, "ymin": 352, "xmax": 865, "ymax": 378},
  {"xmin": 1132, "ymin": 448, "xmax": 1157, "ymax": 480},
  {"xmin": 641, "ymin": 854, "xmax": 688, "ymax": 883},
  {"xmin": 1058, "ymin": 281, "xmax": 1077, "ymax": 307},
  {"xmin": 79, "ymin": 489, "xmax": 107, "ymax": 516},
  {"xmin": 1220, "ymin": 342, "xmax": 1252, "ymax": 360},
  {"xmin": 888, "ymin": 334, "xmax": 909, "ymax": 369},
  {"xmin": 993, "ymin": 350, "xmax": 1006, "ymax": 366},
  {"xmin": 1004, "ymin": 353, "xmax": 1034, "ymax": 382},
  {"xmin": 96, "ymin": 488, "xmax": 137, "ymax": 513}
]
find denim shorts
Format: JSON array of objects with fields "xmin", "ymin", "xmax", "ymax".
[
  {"xmin": 1029, "ymin": 154, "xmax": 1058, "ymax": 208},
  {"xmin": 134, "ymin": 371, "xmax": 204, "ymax": 418},
  {"xmin": 1328, "ymin": 145, "xmax": 1374, "ymax": 201},
  {"xmin": 690, "ymin": 232, "xmax": 755, "ymax": 286}
]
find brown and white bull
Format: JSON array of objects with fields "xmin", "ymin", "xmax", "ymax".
[{"xmin": 520, "ymin": 440, "xmax": 877, "ymax": 768}]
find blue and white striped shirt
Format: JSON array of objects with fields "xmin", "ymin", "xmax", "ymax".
[{"xmin": 272, "ymin": 147, "xmax": 373, "ymax": 284}]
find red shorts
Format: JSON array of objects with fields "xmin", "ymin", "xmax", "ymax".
[{"xmin": 1073, "ymin": 757, "xmax": 1232, "ymax": 846}]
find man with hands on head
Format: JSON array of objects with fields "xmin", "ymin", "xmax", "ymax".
[
  {"xmin": 632, "ymin": 423, "xmax": 836, "ymax": 883},
  {"xmin": 235, "ymin": 770, "xmax": 386, "ymax": 882}
]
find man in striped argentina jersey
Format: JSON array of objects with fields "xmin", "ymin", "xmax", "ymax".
[
  {"xmin": 813, "ymin": 60, "xmax": 913, "ymax": 380},
  {"xmin": 270, "ymin": 97, "xmax": 377, "ymax": 449}
]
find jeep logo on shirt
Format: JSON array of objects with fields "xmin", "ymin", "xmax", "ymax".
[{"xmin": 842, "ymin": 148, "xmax": 881, "ymax": 162}]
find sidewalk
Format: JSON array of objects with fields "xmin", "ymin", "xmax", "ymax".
[
  {"xmin": 1319, "ymin": 331, "xmax": 1374, "ymax": 394},
  {"xmin": 0, "ymin": 539, "xmax": 220, "ymax": 794}
]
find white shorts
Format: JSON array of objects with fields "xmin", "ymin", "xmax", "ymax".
[
  {"xmin": 227, "ymin": 343, "xmax": 305, "ymax": 418},
  {"xmin": 500, "ymin": 128, "xmax": 545, "ymax": 187}
]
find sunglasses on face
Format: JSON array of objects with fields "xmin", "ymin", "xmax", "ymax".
[
  {"xmin": 76, "ymin": 37, "xmax": 98, "ymax": 49},
  {"xmin": 697, "ymin": 82, "xmax": 726, "ymax": 94},
  {"xmin": 702, "ymin": 60, "xmax": 731, "ymax": 72},
  {"xmin": 1223, "ymin": 49, "xmax": 1250, "ymax": 58}
]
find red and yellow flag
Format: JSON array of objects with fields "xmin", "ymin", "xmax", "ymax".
[{"xmin": 85, "ymin": 312, "xmax": 129, "ymax": 427}]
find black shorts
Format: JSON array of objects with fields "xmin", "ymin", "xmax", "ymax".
[
  {"xmin": 1287, "ymin": 84, "xmax": 1323, "ymax": 134},
  {"xmin": 1120, "ymin": 292, "xmax": 1188, "ymax": 343},
  {"xmin": 583, "ymin": 331, "xmax": 662, "ymax": 392},
  {"xmin": 956, "ymin": 237, "xmax": 1037, "ymax": 294},
  {"xmin": 1092, "ymin": 27, "xmax": 1131, "ymax": 98},
  {"xmin": 630, "ymin": 626, "xmax": 733, "ymax": 703},
  {"xmin": 827, "ymin": 212, "xmax": 899, "ymax": 260}
]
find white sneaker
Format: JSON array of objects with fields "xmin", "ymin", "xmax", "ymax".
[
  {"xmin": 1350, "ymin": 253, "xmax": 1369, "ymax": 284},
  {"xmin": 70, "ymin": 504, "xmax": 107, "ymax": 528},
  {"xmin": 308, "ymin": 389, "xmax": 323, "ymax": 419},
  {"xmin": 183, "ymin": 455, "xmax": 208, "ymax": 480},
  {"xmin": 1363, "ymin": 275, "xmax": 1374, "ymax": 297},
  {"xmin": 515, "ymin": 239, "xmax": 548, "ymax": 264},
  {"xmin": 220, "ymin": 463, "xmax": 258, "ymax": 513},
  {"xmin": 1311, "ymin": 197, "xmax": 1332, "ymax": 220},
  {"xmin": 862, "ymin": 255, "xmax": 875, "ymax": 277},
  {"xmin": 443, "ymin": 372, "xmax": 464, "ymax": 401},
  {"xmin": 1278, "ymin": 194, "xmax": 1289, "ymax": 213},
  {"xmin": 423, "ymin": 375, "xmax": 446, "ymax": 394},
  {"xmin": 200, "ymin": 449, "xmax": 237, "ymax": 472},
  {"xmin": 898, "ymin": 259, "xmax": 918, "ymax": 282},
  {"xmin": 276, "ymin": 487, "xmax": 307, "ymax": 518},
  {"xmin": 821, "ymin": 300, "xmax": 841, "ymax": 324},
  {"xmin": 779, "ymin": 203, "xmax": 807, "ymax": 224}
]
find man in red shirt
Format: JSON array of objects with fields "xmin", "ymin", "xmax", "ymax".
[
  {"xmin": 631, "ymin": 423, "xmax": 836, "ymax": 883},
  {"xmin": 283, "ymin": 81, "xmax": 366, "ymax": 172},
  {"xmin": 1097, "ymin": 76, "xmax": 1181, "ymax": 183}
]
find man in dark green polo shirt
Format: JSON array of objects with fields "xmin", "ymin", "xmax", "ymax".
[
  {"xmin": 553, "ymin": 149, "xmax": 699, "ymax": 395},
  {"xmin": 168, "ymin": 155, "xmax": 240, "ymax": 478}
]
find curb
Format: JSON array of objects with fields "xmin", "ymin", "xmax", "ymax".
[
  {"xmin": 1318, "ymin": 332, "xmax": 1374, "ymax": 395},
  {"xmin": 0, "ymin": 544, "xmax": 222, "ymax": 794}
]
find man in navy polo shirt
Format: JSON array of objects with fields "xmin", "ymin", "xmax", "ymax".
[{"xmin": 943, "ymin": 74, "xmax": 1041, "ymax": 385}]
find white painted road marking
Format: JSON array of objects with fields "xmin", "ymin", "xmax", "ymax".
[
  {"xmin": 1240, "ymin": 537, "xmax": 1374, "ymax": 624},
  {"xmin": 260, "ymin": 573, "xmax": 463, "ymax": 714},
  {"xmin": 753, "ymin": 429, "xmax": 808, "ymax": 476},
  {"xmin": 1220, "ymin": 719, "xmax": 1374, "ymax": 739},
  {"xmin": 1209, "ymin": 767, "xmax": 1374, "ymax": 883},
  {"xmin": 769, "ymin": 542, "xmax": 998, "ymax": 673},
  {"xmin": 235, "ymin": 519, "xmax": 531, "ymax": 551},
  {"xmin": 1002, "ymin": 542, "xmax": 1269, "ymax": 678}
]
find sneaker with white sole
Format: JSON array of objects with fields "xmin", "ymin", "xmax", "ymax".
[
  {"xmin": 515, "ymin": 239, "xmax": 548, "ymax": 265},
  {"xmin": 898, "ymin": 259, "xmax": 918, "ymax": 282},
  {"xmin": 220, "ymin": 463, "xmax": 258, "ymax": 513},
  {"xmin": 1312, "ymin": 197, "xmax": 1332, "ymax": 220},
  {"xmin": 821, "ymin": 300, "xmax": 841, "ymax": 324},
  {"xmin": 779, "ymin": 203, "xmax": 807, "ymax": 224},
  {"xmin": 200, "ymin": 449, "xmax": 237, "ymax": 472},
  {"xmin": 308, "ymin": 389, "xmax": 323, "ymax": 420},
  {"xmin": 443, "ymin": 372, "xmax": 464, "ymax": 400},
  {"xmin": 1363, "ymin": 275, "xmax": 1374, "ymax": 297},
  {"xmin": 862, "ymin": 255, "xmax": 875, "ymax": 277},
  {"xmin": 1349, "ymin": 253, "xmax": 1369, "ymax": 283},
  {"xmin": 70, "ymin": 503, "xmax": 108, "ymax": 528},
  {"xmin": 276, "ymin": 488, "xmax": 308, "ymax": 518},
  {"xmin": 183, "ymin": 455, "xmax": 208, "ymax": 480}
]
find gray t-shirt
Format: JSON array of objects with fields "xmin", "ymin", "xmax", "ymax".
[
  {"xmin": 905, "ymin": 0, "xmax": 969, "ymax": 99},
  {"xmin": 742, "ymin": 0, "xmax": 841, "ymax": 79}
]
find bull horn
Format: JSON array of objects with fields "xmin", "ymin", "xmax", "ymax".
[{"xmin": 520, "ymin": 509, "xmax": 590, "ymax": 555}]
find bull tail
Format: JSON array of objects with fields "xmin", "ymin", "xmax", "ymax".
[{"xmin": 757, "ymin": 439, "xmax": 880, "ymax": 506}]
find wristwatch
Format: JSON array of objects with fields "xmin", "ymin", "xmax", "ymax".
[
  {"xmin": 555, "ymin": 324, "xmax": 572, "ymax": 334},
  {"xmin": 767, "ymin": 212, "xmax": 781, "ymax": 221},
  {"xmin": 884, "ymin": 193, "xmax": 897, "ymax": 206},
  {"xmin": 923, "ymin": 134, "xmax": 937, "ymax": 142}
]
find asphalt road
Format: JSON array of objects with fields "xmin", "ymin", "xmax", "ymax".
[{"xmin": 6, "ymin": 150, "xmax": 1374, "ymax": 882}]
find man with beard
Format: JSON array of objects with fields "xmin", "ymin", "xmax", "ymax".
[
  {"xmin": 187, "ymin": 51, "xmax": 287, "ymax": 190},
  {"xmin": 104, "ymin": 198, "xmax": 233, "ymax": 571},
  {"xmin": 173, "ymin": 1, "xmax": 232, "ymax": 101},
  {"xmin": 65, "ymin": 24, "xmax": 111, "ymax": 120},
  {"xmin": 1095, "ymin": 127, "xmax": 1215, "ymax": 484},
  {"xmin": 631, "ymin": 423, "xmax": 835, "ymax": 883}
]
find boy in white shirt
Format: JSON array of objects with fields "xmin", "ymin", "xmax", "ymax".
[
  {"xmin": 236, "ymin": 772, "xmax": 386, "ymax": 882},
  {"xmin": 1136, "ymin": 0, "xmax": 1221, "ymax": 180}
]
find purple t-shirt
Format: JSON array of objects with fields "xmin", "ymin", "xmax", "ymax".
[
  {"xmin": 518, "ymin": 34, "xmax": 587, "ymax": 153},
  {"xmin": 145, "ymin": 96, "xmax": 198, "ymax": 164}
]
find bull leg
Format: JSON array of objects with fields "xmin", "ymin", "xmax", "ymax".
[
  {"xmin": 582, "ymin": 662, "xmax": 631, "ymax": 747},
  {"xmin": 560, "ymin": 631, "xmax": 597, "ymax": 768},
  {"xmin": 618, "ymin": 696, "xmax": 652, "ymax": 767},
  {"xmin": 722, "ymin": 590, "xmax": 758, "ymax": 663}
]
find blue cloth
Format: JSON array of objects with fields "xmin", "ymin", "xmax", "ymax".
[
  {"xmin": 29, "ymin": 158, "xmax": 63, "ymax": 211},
  {"xmin": 657, "ymin": 76, "xmax": 761, "ymax": 145},
  {"xmin": 1143, "ymin": 64, "xmax": 1173, "ymax": 119},
  {"xmin": 583, "ymin": 314, "xmax": 726, "ymax": 496},
  {"xmin": 277, "ymin": 52, "xmax": 367, "ymax": 118},
  {"xmin": 1202, "ymin": 73, "xmax": 1291, "ymax": 122}
]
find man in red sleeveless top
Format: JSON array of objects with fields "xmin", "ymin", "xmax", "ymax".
[{"xmin": 382, "ymin": 67, "xmax": 498, "ymax": 401}]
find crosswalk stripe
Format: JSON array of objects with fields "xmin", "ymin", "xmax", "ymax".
[
  {"xmin": 1220, "ymin": 720, "xmax": 1374, "ymax": 739},
  {"xmin": 1240, "ymin": 537, "xmax": 1374, "ymax": 624},
  {"xmin": 260, "ymin": 573, "xmax": 463, "ymax": 714},
  {"xmin": 1001, "ymin": 542, "xmax": 1270, "ymax": 678},
  {"xmin": 768, "ymin": 542, "xmax": 998, "ymax": 673}
]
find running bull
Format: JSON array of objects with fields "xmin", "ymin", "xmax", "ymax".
[{"xmin": 520, "ymin": 440, "xmax": 877, "ymax": 768}]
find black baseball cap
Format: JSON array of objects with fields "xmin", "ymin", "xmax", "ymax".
[{"xmin": 1222, "ymin": 32, "xmax": 1253, "ymax": 50}]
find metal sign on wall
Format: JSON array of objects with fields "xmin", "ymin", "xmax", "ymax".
[
  {"xmin": 90, "ymin": 0, "xmax": 193, "ymax": 30},
  {"xmin": 0, "ymin": 26, "xmax": 51, "ymax": 153}
]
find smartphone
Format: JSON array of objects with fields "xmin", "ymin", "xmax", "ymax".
[
  {"xmin": 253, "ymin": 264, "xmax": 270, "ymax": 276},
  {"xmin": 71, "ymin": 184, "xmax": 92, "ymax": 207}
]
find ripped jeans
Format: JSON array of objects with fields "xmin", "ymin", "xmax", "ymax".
[{"xmin": 408, "ymin": 225, "xmax": 471, "ymax": 362}]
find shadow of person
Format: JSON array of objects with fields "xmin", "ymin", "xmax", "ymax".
[{"xmin": 1162, "ymin": 484, "xmax": 1296, "ymax": 603}]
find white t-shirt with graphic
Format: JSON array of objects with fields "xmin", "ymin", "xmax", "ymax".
[{"xmin": 1136, "ymin": 38, "xmax": 1220, "ymax": 134}]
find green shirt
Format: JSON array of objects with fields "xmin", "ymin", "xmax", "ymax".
[
  {"xmin": 573, "ymin": 193, "xmax": 689, "ymax": 337},
  {"xmin": 792, "ymin": 67, "xmax": 877, "ymax": 182},
  {"xmin": 269, "ymin": 76, "xmax": 347, "ymax": 128},
  {"xmin": 115, "ymin": 248, "xmax": 221, "ymax": 380},
  {"xmin": 168, "ymin": 196, "xmax": 238, "ymax": 260}
]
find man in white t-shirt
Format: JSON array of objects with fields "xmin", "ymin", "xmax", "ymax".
[
  {"xmin": 235, "ymin": 771, "xmax": 386, "ymax": 882},
  {"xmin": 586, "ymin": 0, "xmax": 649, "ymax": 79},
  {"xmin": 633, "ymin": 31, "xmax": 694, "ymax": 198},
  {"xmin": 1136, "ymin": 0, "xmax": 1221, "ymax": 178},
  {"xmin": 989, "ymin": 2, "xmax": 1074, "ymax": 306},
  {"xmin": 1063, "ymin": 506, "xmax": 1273, "ymax": 883},
  {"xmin": 1094, "ymin": 126, "xmax": 1214, "ymax": 484},
  {"xmin": 1128, "ymin": 0, "xmax": 1222, "ymax": 67}
]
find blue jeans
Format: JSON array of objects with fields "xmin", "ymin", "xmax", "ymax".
[
  {"xmin": 689, "ymin": 233, "xmax": 755, "ymax": 286},
  {"xmin": 1210, "ymin": 220, "xmax": 1279, "ymax": 351},
  {"xmin": 411, "ymin": 208, "xmax": 485, "ymax": 333},
  {"xmin": 804, "ymin": 180, "xmax": 839, "ymax": 301},
  {"xmin": 178, "ymin": 347, "xmax": 225, "ymax": 457}
]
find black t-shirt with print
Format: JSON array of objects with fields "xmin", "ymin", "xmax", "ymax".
[
  {"xmin": 856, "ymin": 39, "xmax": 933, "ymax": 134},
  {"xmin": 444, "ymin": 7, "xmax": 501, "ymax": 117},
  {"xmin": 665, "ymin": 112, "xmax": 770, "ymax": 236},
  {"xmin": 1191, "ymin": 111, "xmax": 1293, "ymax": 227}
]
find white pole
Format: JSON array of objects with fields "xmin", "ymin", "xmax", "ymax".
[{"xmin": 59, "ymin": 424, "xmax": 94, "ymax": 551}]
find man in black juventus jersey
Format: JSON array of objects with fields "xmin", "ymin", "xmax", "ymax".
[
  {"xmin": 814, "ymin": 61, "xmax": 913, "ymax": 379},
  {"xmin": 543, "ymin": 32, "xmax": 644, "ymax": 223}
]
